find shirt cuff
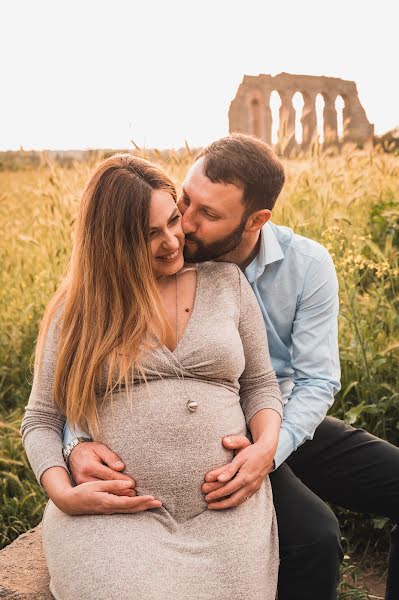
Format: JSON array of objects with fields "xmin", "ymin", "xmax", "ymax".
[
  {"xmin": 274, "ymin": 427, "xmax": 295, "ymax": 469},
  {"xmin": 63, "ymin": 422, "xmax": 91, "ymax": 446}
]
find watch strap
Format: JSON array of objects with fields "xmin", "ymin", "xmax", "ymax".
[{"xmin": 62, "ymin": 436, "xmax": 91, "ymax": 464}]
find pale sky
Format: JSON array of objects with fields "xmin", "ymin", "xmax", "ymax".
[{"xmin": 1, "ymin": 0, "xmax": 398, "ymax": 151}]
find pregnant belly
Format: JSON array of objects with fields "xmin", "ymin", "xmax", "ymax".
[{"xmin": 97, "ymin": 379, "xmax": 247, "ymax": 521}]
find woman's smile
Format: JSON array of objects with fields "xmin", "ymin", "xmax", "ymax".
[{"xmin": 156, "ymin": 248, "xmax": 181, "ymax": 261}]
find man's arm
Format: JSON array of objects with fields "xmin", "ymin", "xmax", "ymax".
[{"xmin": 274, "ymin": 249, "xmax": 341, "ymax": 468}]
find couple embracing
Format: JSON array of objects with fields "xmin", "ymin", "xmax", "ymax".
[{"xmin": 21, "ymin": 134, "xmax": 399, "ymax": 600}]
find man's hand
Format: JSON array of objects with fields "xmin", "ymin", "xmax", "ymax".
[
  {"xmin": 68, "ymin": 441, "xmax": 135, "ymax": 495},
  {"xmin": 56, "ymin": 480, "xmax": 162, "ymax": 516},
  {"xmin": 202, "ymin": 435, "xmax": 275, "ymax": 509}
]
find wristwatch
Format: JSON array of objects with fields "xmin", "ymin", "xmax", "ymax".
[{"xmin": 62, "ymin": 436, "xmax": 91, "ymax": 464}]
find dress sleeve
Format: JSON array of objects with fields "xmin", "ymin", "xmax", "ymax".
[
  {"xmin": 236, "ymin": 266, "xmax": 283, "ymax": 425},
  {"xmin": 20, "ymin": 308, "xmax": 70, "ymax": 488}
]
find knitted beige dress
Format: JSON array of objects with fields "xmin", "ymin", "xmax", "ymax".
[{"xmin": 21, "ymin": 262, "xmax": 283, "ymax": 600}]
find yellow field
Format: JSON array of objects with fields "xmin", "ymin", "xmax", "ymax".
[{"xmin": 0, "ymin": 146, "xmax": 398, "ymax": 562}]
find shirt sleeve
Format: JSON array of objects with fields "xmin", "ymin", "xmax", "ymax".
[
  {"xmin": 20, "ymin": 308, "xmax": 71, "ymax": 488},
  {"xmin": 63, "ymin": 421, "xmax": 91, "ymax": 445},
  {"xmin": 274, "ymin": 249, "xmax": 341, "ymax": 468},
  {"xmin": 237, "ymin": 267, "xmax": 284, "ymax": 425}
]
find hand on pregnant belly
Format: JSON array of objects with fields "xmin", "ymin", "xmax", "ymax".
[
  {"xmin": 56, "ymin": 480, "xmax": 162, "ymax": 516},
  {"xmin": 202, "ymin": 435, "xmax": 274, "ymax": 509}
]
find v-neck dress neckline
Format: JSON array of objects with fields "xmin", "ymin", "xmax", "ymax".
[{"xmin": 160, "ymin": 262, "xmax": 202, "ymax": 358}]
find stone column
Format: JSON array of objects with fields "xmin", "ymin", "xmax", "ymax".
[
  {"xmin": 229, "ymin": 92, "xmax": 251, "ymax": 135},
  {"xmin": 343, "ymin": 93, "xmax": 374, "ymax": 143},
  {"xmin": 323, "ymin": 94, "xmax": 338, "ymax": 143},
  {"xmin": 278, "ymin": 90, "xmax": 296, "ymax": 143},
  {"xmin": 342, "ymin": 98, "xmax": 352, "ymax": 141},
  {"xmin": 249, "ymin": 98, "xmax": 262, "ymax": 138},
  {"xmin": 301, "ymin": 92, "xmax": 317, "ymax": 151},
  {"xmin": 263, "ymin": 90, "xmax": 272, "ymax": 144}
]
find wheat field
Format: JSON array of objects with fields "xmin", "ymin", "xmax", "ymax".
[{"xmin": 0, "ymin": 145, "xmax": 398, "ymax": 597}]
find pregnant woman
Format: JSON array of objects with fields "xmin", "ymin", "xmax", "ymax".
[{"xmin": 20, "ymin": 154, "xmax": 283, "ymax": 600}]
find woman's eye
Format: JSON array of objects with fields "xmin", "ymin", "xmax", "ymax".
[{"xmin": 171, "ymin": 215, "xmax": 181, "ymax": 224}]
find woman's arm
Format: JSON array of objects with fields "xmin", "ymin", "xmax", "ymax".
[
  {"xmin": 248, "ymin": 406, "xmax": 282, "ymax": 465},
  {"xmin": 20, "ymin": 309, "xmax": 162, "ymax": 515},
  {"xmin": 20, "ymin": 308, "xmax": 71, "ymax": 488},
  {"xmin": 40, "ymin": 466, "xmax": 159, "ymax": 515}
]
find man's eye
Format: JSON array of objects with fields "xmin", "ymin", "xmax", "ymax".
[
  {"xmin": 203, "ymin": 211, "xmax": 218, "ymax": 220},
  {"xmin": 182, "ymin": 195, "xmax": 190, "ymax": 206}
]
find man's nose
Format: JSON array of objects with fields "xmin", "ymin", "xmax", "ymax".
[{"xmin": 181, "ymin": 209, "xmax": 197, "ymax": 234}]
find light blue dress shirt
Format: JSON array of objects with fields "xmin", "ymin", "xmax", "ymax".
[
  {"xmin": 244, "ymin": 222, "xmax": 340, "ymax": 467},
  {"xmin": 64, "ymin": 221, "xmax": 341, "ymax": 468}
]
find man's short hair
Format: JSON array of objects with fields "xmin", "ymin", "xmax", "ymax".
[{"xmin": 196, "ymin": 133, "xmax": 285, "ymax": 213}]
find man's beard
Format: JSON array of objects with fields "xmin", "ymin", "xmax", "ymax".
[{"xmin": 183, "ymin": 219, "xmax": 247, "ymax": 263}]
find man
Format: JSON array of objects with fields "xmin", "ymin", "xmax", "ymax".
[{"xmin": 62, "ymin": 134, "xmax": 399, "ymax": 600}]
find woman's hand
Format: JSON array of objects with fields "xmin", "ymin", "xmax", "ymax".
[
  {"xmin": 41, "ymin": 467, "xmax": 162, "ymax": 515},
  {"xmin": 55, "ymin": 480, "xmax": 162, "ymax": 515},
  {"xmin": 202, "ymin": 435, "xmax": 275, "ymax": 509}
]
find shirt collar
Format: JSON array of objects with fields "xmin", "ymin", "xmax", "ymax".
[{"xmin": 244, "ymin": 222, "xmax": 285, "ymax": 283}]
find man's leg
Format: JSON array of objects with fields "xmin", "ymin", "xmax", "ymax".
[
  {"xmin": 270, "ymin": 463, "xmax": 343, "ymax": 600},
  {"xmin": 287, "ymin": 416, "xmax": 399, "ymax": 600}
]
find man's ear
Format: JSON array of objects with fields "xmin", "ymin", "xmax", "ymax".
[{"xmin": 245, "ymin": 209, "xmax": 271, "ymax": 232}]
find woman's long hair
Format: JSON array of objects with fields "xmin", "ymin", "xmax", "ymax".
[{"xmin": 34, "ymin": 154, "xmax": 177, "ymax": 438}]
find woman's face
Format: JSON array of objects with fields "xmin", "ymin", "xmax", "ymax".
[{"xmin": 149, "ymin": 189, "xmax": 185, "ymax": 278}]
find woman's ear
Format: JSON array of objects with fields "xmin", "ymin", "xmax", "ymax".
[{"xmin": 245, "ymin": 209, "xmax": 271, "ymax": 233}]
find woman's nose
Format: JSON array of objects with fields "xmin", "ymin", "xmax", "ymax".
[{"xmin": 162, "ymin": 231, "xmax": 180, "ymax": 251}]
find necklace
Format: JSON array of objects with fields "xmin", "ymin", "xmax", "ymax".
[{"xmin": 174, "ymin": 272, "xmax": 198, "ymax": 413}]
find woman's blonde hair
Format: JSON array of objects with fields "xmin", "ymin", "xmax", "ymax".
[{"xmin": 34, "ymin": 154, "xmax": 177, "ymax": 438}]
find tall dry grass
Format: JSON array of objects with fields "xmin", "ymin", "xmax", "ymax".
[{"xmin": 0, "ymin": 147, "xmax": 398, "ymax": 590}]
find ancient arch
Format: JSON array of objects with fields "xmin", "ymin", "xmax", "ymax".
[{"xmin": 228, "ymin": 73, "xmax": 374, "ymax": 154}]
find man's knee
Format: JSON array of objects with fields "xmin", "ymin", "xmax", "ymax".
[
  {"xmin": 280, "ymin": 505, "xmax": 342, "ymax": 565},
  {"xmin": 302, "ymin": 508, "xmax": 342, "ymax": 563},
  {"xmin": 316, "ymin": 513, "xmax": 343, "ymax": 562},
  {"xmin": 278, "ymin": 508, "xmax": 342, "ymax": 599}
]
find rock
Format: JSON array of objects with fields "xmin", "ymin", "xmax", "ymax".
[{"xmin": 0, "ymin": 524, "xmax": 52, "ymax": 599}]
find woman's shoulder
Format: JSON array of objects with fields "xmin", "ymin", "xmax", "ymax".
[
  {"xmin": 196, "ymin": 261, "xmax": 242, "ymax": 294},
  {"xmin": 39, "ymin": 297, "xmax": 66, "ymax": 356},
  {"xmin": 198, "ymin": 260, "xmax": 240, "ymax": 278},
  {"xmin": 196, "ymin": 260, "xmax": 240, "ymax": 274}
]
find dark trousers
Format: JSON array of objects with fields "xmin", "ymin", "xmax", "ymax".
[{"xmin": 269, "ymin": 416, "xmax": 399, "ymax": 600}]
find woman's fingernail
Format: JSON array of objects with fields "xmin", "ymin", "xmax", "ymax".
[
  {"xmin": 114, "ymin": 461, "xmax": 124, "ymax": 468},
  {"xmin": 224, "ymin": 437, "xmax": 233, "ymax": 444},
  {"xmin": 218, "ymin": 474, "xmax": 228, "ymax": 481}
]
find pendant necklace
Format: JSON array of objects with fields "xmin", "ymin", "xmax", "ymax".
[{"xmin": 173, "ymin": 271, "xmax": 198, "ymax": 414}]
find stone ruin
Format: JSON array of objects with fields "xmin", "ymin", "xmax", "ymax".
[{"xmin": 229, "ymin": 73, "xmax": 374, "ymax": 154}]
